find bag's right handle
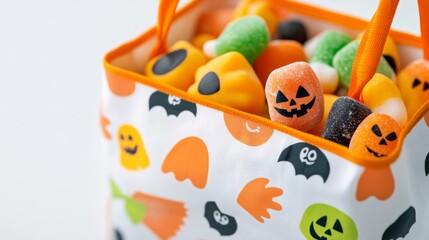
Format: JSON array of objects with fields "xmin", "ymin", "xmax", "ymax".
[
  {"xmin": 347, "ymin": 0, "xmax": 400, "ymax": 101},
  {"xmin": 348, "ymin": 0, "xmax": 429, "ymax": 100},
  {"xmin": 418, "ymin": 0, "xmax": 429, "ymax": 60}
]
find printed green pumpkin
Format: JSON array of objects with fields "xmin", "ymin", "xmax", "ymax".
[{"xmin": 300, "ymin": 203, "xmax": 358, "ymax": 240}]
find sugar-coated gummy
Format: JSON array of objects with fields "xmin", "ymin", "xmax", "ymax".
[
  {"xmin": 215, "ymin": 16, "xmax": 270, "ymax": 64},
  {"xmin": 322, "ymin": 96, "xmax": 372, "ymax": 147}
]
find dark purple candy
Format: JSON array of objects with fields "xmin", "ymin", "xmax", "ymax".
[
  {"xmin": 276, "ymin": 20, "xmax": 308, "ymax": 44},
  {"xmin": 322, "ymin": 97, "xmax": 372, "ymax": 147}
]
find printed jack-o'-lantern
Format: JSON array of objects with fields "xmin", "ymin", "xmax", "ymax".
[
  {"xmin": 265, "ymin": 62, "xmax": 324, "ymax": 131},
  {"xmin": 145, "ymin": 41, "xmax": 207, "ymax": 90},
  {"xmin": 188, "ymin": 51, "xmax": 265, "ymax": 115},
  {"xmin": 397, "ymin": 59, "xmax": 429, "ymax": 118},
  {"xmin": 349, "ymin": 113, "xmax": 402, "ymax": 158},
  {"xmin": 300, "ymin": 203, "xmax": 358, "ymax": 240}
]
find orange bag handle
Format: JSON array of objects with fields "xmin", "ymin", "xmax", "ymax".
[
  {"xmin": 149, "ymin": 0, "xmax": 180, "ymax": 58},
  {"xmin": 348, "ymin": 0, "xmax": 429, "ymax": 100},
  {"xmin": 419, "ymin": 0, "xmax": 429, "ymax": 60},
  {"xmin": 347, "ymin": 0, "xmax": 400, "ymax": 101}
]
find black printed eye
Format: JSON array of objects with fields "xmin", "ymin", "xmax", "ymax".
[
  {"xmin": 128, "ymin": 135, "xmax": 133, "ymax": 141},
  {"xmin": 333, "ymin": 219, "xmax": 343, "ymax": 233},
  {"xmin": 386, "ymin": 132, "xmax": 397, "ymax": 141},
  {"xmin": 296, "ymin": 86, "xmax": 310, "ymax": 98},
  {"xmin": 412, "ymin": 78, "xmax": 422, "ymax": 88},
  {"xmin": 316, "ymin": 216, "xmax": 327, "ymax": 227},
  {"xmin": 120, "ymin": 134, "xmax": 124, "ymax": 140},
  {"xmin": 371, "ymin": 124, "xmax": 382, "ymax": 137},
  {"xmin": 276, "ymin": 91, "xmax": 289, "ymax": 103}
]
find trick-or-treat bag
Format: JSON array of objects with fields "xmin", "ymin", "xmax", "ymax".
[{"xmin": 101, "ymin": 0, "xmax": 429, "ymax": 239}]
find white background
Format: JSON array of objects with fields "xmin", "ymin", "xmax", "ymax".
[{"xmin": 0, "ymin": 0, "xmax": 420, "ymax": 239}]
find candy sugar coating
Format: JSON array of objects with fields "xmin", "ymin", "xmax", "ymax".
[
  {"xmin": 349, "ymin": 113, "xmax": 402, "ymax": 158},
  {"xmin": 362, "ymin": 73, "xmax": 407, "ymax": 127},
  {"xmin": 322, "ymin": 96, "xmax": 372, "ymax": 147},
  {"xmin": 145, "ymin": 41, "xmax": 207, "ymax": 90},
  {"xmin": 397, "ymin": 59, "xmax": 429, "ymax": 118},
  {"xmin": 310, "ymin": 30, "xmax": 352, "ymax": 66},
  {"xmin": 188, "ymin": 52, "xmax": 265, "ymax": 115},
  {"xmin": 333, "ymin": 41, "xmax": 396, "ymax": 88},
  {"xmin": 308, "ymin": 94, "xmax": 339, "ymax": 136},
  {"xmin": 234, "ymin": 1, "xmax": 278, "ymax": 37},
  {"xmin": 357, "ymin": 33, "xmax": 400, "ymax": 73},
  {"xmin": 265, "ymin": 62, "xmax": 324, "ymax": 131},
  {"xmin": 309, "ymin": 62, "xmax": 339, "ymax": 94},
  {"xmin": 192, "ymin": 34, "xmax": 216, "ymax": 51},
  {"xmin": 196, "ymin": 8, "xmax": 234, "ymax": 37},
  {"xmin": 275, "ymin": 20, "xmax": 308, "ymax": 44},
  {"xmin": 253, "ymin": 40, "xmax": 307, "ymax": 86},
  {"xmin": 215, "ymin": 16, "xmax": 270, "ymax": 64}
]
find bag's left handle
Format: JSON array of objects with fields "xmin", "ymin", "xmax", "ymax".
[{"xmin": 149, "ymin": 0, "xmax": 180, "ymax": 58}]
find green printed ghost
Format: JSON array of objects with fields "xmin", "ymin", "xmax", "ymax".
[
  {"xmin": 300, "ymin": 203, "xmax": 358, "ymax": 240},
  {"xmin": 110, "ymin": 180, "xmax": 147, "ymax": 224}
]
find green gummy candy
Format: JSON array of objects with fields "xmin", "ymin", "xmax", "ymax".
[
  {"xmin": 333, "ymin": 41, "xmax": 395, "ymax": 88},
  {"xmin": 310, "ymin": 30, "xmax": 352, "ymax": 66},
  {"xmin": 215, "ymin": 16, "xmax": 269, "ymax": 64}
]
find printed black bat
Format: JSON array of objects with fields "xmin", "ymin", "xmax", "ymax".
[
  {"xmin": 278, "ymin": 142, "xmax": 330, "ymax": 183},
  {"xmin": 382, "ymin": 206, "xmax": 416, "ymax": 240},
  {"xmin": 114, "ymin": 228, "xmax": 124, "ymax": 240},
  {"xmin": 204, "ymin": 201, "xmax": 237, "ymax": 236},
  {"xmin": 149, "ymin": 91, "xmax": 197, "ymax": 117}
]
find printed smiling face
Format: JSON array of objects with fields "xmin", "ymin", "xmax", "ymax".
[
  {"xmin": 349, "ymin": 113, "xmax": 402, "ymax": 158},
  {"xmin": 117, "ymin": 125, "xmax": 150, "ymax": 171}
]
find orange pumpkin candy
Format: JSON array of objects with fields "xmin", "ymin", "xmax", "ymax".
[
  {"xmin": 265, "ymin": 62, "xmax": 324, "ymax": 131},
  {"xmin": 349, "ymin": 113, "xmax": 402, "ymax": 158},
  {"xmin": 397, "ymin": 59, "xmax": 429, "ymax": 118}
]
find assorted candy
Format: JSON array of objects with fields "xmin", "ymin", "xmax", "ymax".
[
  {"xmin": 145, "ymin": 41, "xmax": 207, "ymax": 90},
  {"xmin": 253, "ymin": 40, "xmax": 307, "ymax": 86},
  {"xmin": 205, "ymin": 16, "xmax": 270, "ymax": 64},
  {"xmin": 142, "ymin": 1, "xmax": 428, "ymax": 157},
  {"xmin": 265, "ymin": 62, "xmax": 324, "ymax": 131},
  {"xmin": 188, "ymin": 51, "xmax": 265, "ymax": 115},
  {"xmin": 333, "ymin": 41, "xmax": 396, "ymax": 88}
]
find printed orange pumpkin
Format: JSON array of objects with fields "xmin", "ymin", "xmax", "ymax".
[{"xmin": 223, "ymin": 112, "xmax": 274, "ymax": 146}]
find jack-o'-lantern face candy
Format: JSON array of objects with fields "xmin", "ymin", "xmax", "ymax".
[
  {"xmin": 397, "ymin": 59, "xmax": 429, "ymax": 118},
  {"xmin": 349, "ymin": 113, "xmax": 402, "ymax": 158},
  {"xmin": 265, "ymin": 62, "xmax": 324, "ymax": 132}
]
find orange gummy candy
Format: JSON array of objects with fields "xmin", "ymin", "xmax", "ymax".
[{"xmin": 265, "ymin": 62, "xmax": 324, "ymax": 131}]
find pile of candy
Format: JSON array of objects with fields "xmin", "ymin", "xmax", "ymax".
[{"xmin": 144, "ymin": 0, "xmax": 429, "ymax": 159}]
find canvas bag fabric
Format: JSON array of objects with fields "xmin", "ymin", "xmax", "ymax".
[{"xmin": 101, "ymin": 0, "xmax": 429, "ymax": 239}]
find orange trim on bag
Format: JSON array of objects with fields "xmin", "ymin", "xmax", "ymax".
[{"xmin": 103, "ymin": 0, "xmax": 429, "ymax": 168}]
